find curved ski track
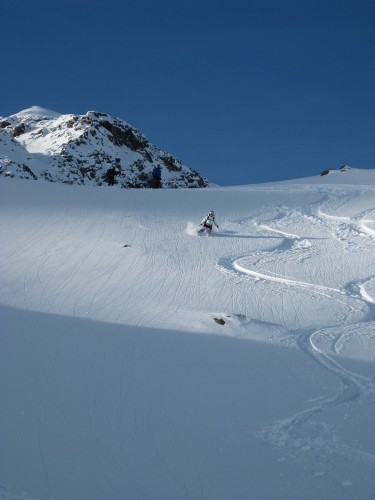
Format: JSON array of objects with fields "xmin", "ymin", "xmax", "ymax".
[{"xmin": 217, "ymin": 202, "xmax": 375, "ymax": 465}]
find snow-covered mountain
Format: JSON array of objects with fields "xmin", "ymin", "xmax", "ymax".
[
  {"xmin": 0, "ymin": 106, "xmax": 212, "ymax": 188},
  {"xmin": 1, "ymin": 169, "xmax": 375, "ymax": 500}
]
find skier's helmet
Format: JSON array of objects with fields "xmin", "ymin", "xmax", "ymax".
[{"xmin": 209, "ymin": 210, "xmax": 215, "ymax": 216}]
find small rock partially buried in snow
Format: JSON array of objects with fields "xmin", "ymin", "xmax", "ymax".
[{"xmin": 213, "ymin": 317, "xmax": 226, "ymax": 325}]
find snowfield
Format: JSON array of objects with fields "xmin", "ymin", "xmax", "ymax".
[{"xmin": 1, "ymin": 169, "xmax": 375, "ymax": 499}]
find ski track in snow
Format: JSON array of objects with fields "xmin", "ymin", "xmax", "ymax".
[
  {"xmin": 217, "ymin": 203, "xmax": 375, "ymax": 464},
  {"xmin": 2, "ymin": 181, "xmax": 375, "ymax": 498}
]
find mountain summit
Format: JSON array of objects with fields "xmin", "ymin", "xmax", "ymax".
[{"xmin": 0, "ymin": 106, "xmax": 212, "ymax": 188}]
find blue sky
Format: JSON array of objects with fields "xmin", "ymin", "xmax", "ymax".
[{"xmin": 2, "ymin": 0, "xmax": 374, "ymax": 185}]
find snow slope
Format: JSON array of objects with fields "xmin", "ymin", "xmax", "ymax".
[{"xmin": 1, "ymin": 169, "xmax": 375, "ymax": 499}]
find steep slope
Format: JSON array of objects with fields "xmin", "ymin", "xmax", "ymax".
[{"xmin": 0, "ymin": 106, "xmax": 211, "ymax": 188}]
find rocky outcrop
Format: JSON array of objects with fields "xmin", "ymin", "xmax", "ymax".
[
  {"xmin": 321, "ymin": 165, "xmax": 350, "ymax": 176},
  {"xmin": 0, "ymin": 106, "xmax": 212, "ymax": 189}
]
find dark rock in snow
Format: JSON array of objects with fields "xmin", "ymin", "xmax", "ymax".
[{"xmin": 213, "ymin": 317, "xmax": 226, "ymax": 325}]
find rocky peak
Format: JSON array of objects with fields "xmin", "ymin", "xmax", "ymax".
[{"xmin": 0, "ymin": 107, "xmax": 212, "ymax": 188}]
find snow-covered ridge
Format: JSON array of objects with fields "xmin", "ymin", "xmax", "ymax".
[
  {"xmin": 252, "ymin": 165, "xmax": 375, "ymax": 187},
  {"xmin": 8, "ymin": 105, "xmax": 62, "ymax": 120},
  {"xmin": 0, "ymin": 106, "xmax": 212, "ymax": 188}
]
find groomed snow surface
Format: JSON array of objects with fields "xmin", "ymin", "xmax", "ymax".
[{"xmin": 1, "ymin": 169, "xmax": 375, "ymax": 500}]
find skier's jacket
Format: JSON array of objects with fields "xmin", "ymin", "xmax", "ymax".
[
  {"xmin": 200, "ymin": 213, "xmax": 218, "ymax": 229},
  {"xmin": 152, "ymin": 166, "xmax": 161, "ymax": 178}
]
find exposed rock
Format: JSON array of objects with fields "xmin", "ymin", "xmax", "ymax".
[
  {"xmin": 101, "ymin": 120, "xmax": 148, "ymax": 150},
  {"xmin": 162, "ymin": 154, "xmax": 182, "ymax": 172},
  {"xmin": 321, "ymin": 165, "xmax": 350, "ymax": 176},
  {"xmin": 0, "ymin": 107, "xmax": 213, "ymax": 189},
  {"xmin": 12, "ymin": 124, "xmax": 26, "ymax": 137},
  {"xmin": 213, "ymin": 317, "xmax": 226, "ymax": 325}
]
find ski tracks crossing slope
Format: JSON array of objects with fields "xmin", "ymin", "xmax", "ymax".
[{"xmin": 215, "ymin": 191, "xmax": 375, "ymax": 467}]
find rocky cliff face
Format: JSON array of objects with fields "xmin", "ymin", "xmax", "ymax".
[{"xmin": 0, "ymin": 106, "xmax": 212, "ymax": 188}]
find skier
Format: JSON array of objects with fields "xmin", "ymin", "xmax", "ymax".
[
  {"xmin": 106, "ymin": 166, "xmax": 119, "ymax": 186},
  {"xmin": 198, "ymin": 210, "xmax": 219, "ymax": 234},
  {"xmin": 151, "ymin": 164, "xmax": 162, "ymax": 188}
]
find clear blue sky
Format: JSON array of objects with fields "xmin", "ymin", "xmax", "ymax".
[{"xmin": 2, "ymin": 0, "xmax": 374, "ymax": 185}]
